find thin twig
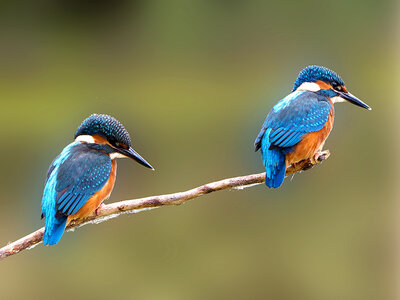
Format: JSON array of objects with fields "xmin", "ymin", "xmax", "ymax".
[{"xmin": 0, "ymin": 150, "xmax": 330, "ymax": 260}]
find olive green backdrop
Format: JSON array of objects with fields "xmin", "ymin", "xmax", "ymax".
[{"xmin": 0, "ymin": 1, "xmax": 397, "ymax": 299}]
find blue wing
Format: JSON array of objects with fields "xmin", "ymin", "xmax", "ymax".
[
  {"xmin": 54, "ymin": 143, "xmax": 112, "ymax": 216},
  {"xmin": 255, "ymin": 91, "xmax": 332, "ymax": 151}
]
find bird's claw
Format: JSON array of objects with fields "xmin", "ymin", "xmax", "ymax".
[
  {"xmin": 300, "ymin": 150, "xmax": 331, "ymax": 171},
  {"xmin": 95, "ymin": 203, "xmax": 105, "ymax": 216},
  {"xmin": 311, "ymin": 150, "xmax": 330, "ymax": 165}
]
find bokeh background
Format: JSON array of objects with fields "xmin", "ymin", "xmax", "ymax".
[{"xmin": 0, "ymin": 1, "xmax": 398, "ymax": 299}]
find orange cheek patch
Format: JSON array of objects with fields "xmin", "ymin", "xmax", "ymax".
[
  {"xmin": 92, "ymin": 135, "xmax": 110, "ymax": 145},
  {"xmin": 316, "ymin": 80, "xmax": 332, "ymax": 90}
]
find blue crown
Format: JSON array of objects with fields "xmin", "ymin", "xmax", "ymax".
[
  {"xmin": 74, "ymin": 114, "xmax": 132, "ymax": 146},
  {"xmin": 293, "ymin": 65, "xmax": 345, "ymax": 92}
]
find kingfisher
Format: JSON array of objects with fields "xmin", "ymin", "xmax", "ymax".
[
  {"xmin": 255, "ymin": 65, "xmax": 371, "ymax": 188},
  {"xmin": 41, "ymin": 114, "xmax": 154, "ymax": 245}
]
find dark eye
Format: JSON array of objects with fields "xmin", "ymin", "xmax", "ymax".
[
  {"xmin": 336, "ymin": 85, "xmax": 343, "ymax": 91},
  {"xmin": 114, "ymin": 142, "xmax": 127, "ymax": 149}
]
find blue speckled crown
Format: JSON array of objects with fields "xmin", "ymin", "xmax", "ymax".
[
  {"xmin": 293, "ymin": 65, "xmax": 345, "ymax": 92},
  {"xmin": 74, "ymin": 114, "xmax": 132, "ymax": 146}
]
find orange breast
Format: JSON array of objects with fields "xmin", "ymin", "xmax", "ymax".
[
  {"xmin": 67, "ymin": 159, "xmax": 117, "ymax": 222},
  {"xmin": 286, "ymin": 107, "xmax": 334, "ymax": 165}
]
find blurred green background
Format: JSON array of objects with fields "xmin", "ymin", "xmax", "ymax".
[{"xmin": 0, "ymin": 0, "xmax": 397, "ymax": 299}]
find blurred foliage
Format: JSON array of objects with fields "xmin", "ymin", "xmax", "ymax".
[{"xmin": 0, "ymin": 0, "xmax": 397, "ymax": 299}]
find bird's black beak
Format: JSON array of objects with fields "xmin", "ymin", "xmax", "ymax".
[
  {"xmin": 338, "ymin": 91, "xmax": 371, "ymax": 110},
  {"xmin": 118, "ymin": 147, "xmax": 154, "ymax": 170}
]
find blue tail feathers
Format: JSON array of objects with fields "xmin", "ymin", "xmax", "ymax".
[
  {"xmin": 261, "ymin": 129, "xmax": 287, "ymax": 188},
  {"xmin": 43, "ymin": 216, "xmax": 67, "ymax": 245},
  {"xmin": 264, "ymin": 151, "xmax": 286, "ymax": 188}
]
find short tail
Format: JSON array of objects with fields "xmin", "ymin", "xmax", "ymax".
[
  {"xmin": 261, "ymin": 129, "xmax": 287, "ymax": 188},
  {"xmin": 264, "ymin": 150, "xmax": 286, "ymax": 188},
  {"xmin": 43, "ymin": 215, "xmax": 67, "ymax": 245}
]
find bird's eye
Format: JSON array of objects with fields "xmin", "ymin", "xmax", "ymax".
[
  {"xmin": 114, "ymin": 142, "xmax": 127, "ymax": 149},
  {"xmin": 336, "ymin": 85, "xmax": 343, "ymax": 92}
]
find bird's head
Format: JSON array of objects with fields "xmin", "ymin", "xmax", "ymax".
[
  {"xmin": 74, "ymin": 114, "xmax": 154, "ymax": 170},
  {"xmin": 293, "ymin": 65, "xmax": 371, "ymax": 110}
]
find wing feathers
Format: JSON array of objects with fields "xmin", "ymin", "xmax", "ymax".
[
  {"xmin": 255, "ymin": 91, "xmax": 332, "ymax": 151},
  {"xmin": 54, "ymin": 143, "xmax": 112, "ymax": 217}
]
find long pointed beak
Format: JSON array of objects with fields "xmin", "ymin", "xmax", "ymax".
[
  {"xmin": 338, "ymin": 91, "xmax": 371, "ymax": 110},
  {"xmin": 119, "ymin": 147, "xmax": 154, "ymax": 170}
]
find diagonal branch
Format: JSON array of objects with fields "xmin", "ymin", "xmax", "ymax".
[{"xmin": 0, "ymin": 150, "xmax": 330, "ymax": 260}]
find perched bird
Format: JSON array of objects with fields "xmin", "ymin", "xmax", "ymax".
[
  {"xmin": 41, "ymin": 114, "xmax": 153, "ymax": 245},
  {"xmin": 255, "ymin": 65, "xmax": 371, "ymax": 188}
]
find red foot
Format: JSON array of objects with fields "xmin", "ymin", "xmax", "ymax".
[
  {"xmin": 310, "ymin": 153, "xmax": 319, "ymax": 165},
  {"xmin": 95, "ymin": 203, "xmax": 105, "ymax": 216},
  {"xmin": 311, "ymin": 150, "xmax": 330, "ymax": 164}
]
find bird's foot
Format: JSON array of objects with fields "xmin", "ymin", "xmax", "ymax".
[
  {"xmin": 304, "ymin": 150, "xmax": 331, "ymax": 170},
  {"xmin": 95, "ymin": 203, "xmax": 105, "ymax": 216},
  {"xmin": 311, "ymin": 150, "xmax": 330, "ymax": 165},
  {"xmin": 286, "ymin": 150, "xmax": 330, "ymax": 176}
]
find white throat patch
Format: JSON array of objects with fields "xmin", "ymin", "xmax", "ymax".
[
  {"xmin": 296, "ymin": 82, "xmax": 321, "ymax": 92},
  {"xmin": 331, "ymin": 96, "xmax": 346, "ymax": 103},
  {"xmin": 75, "ymin": 135, "xmax": 95, "ymax": 143},
  {"xmin": 109, "ymin": 152, "xmax": 128, "ymax": 159}
]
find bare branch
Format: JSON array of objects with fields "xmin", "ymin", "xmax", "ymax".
[{"xmin": 0, "ymin": 150, "xmax": 330, "ymax": 260}]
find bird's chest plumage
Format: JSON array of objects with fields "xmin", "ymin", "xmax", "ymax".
[{"xmin": 286, "ymin": 109, "xmax": 334, "ymax": 165}]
